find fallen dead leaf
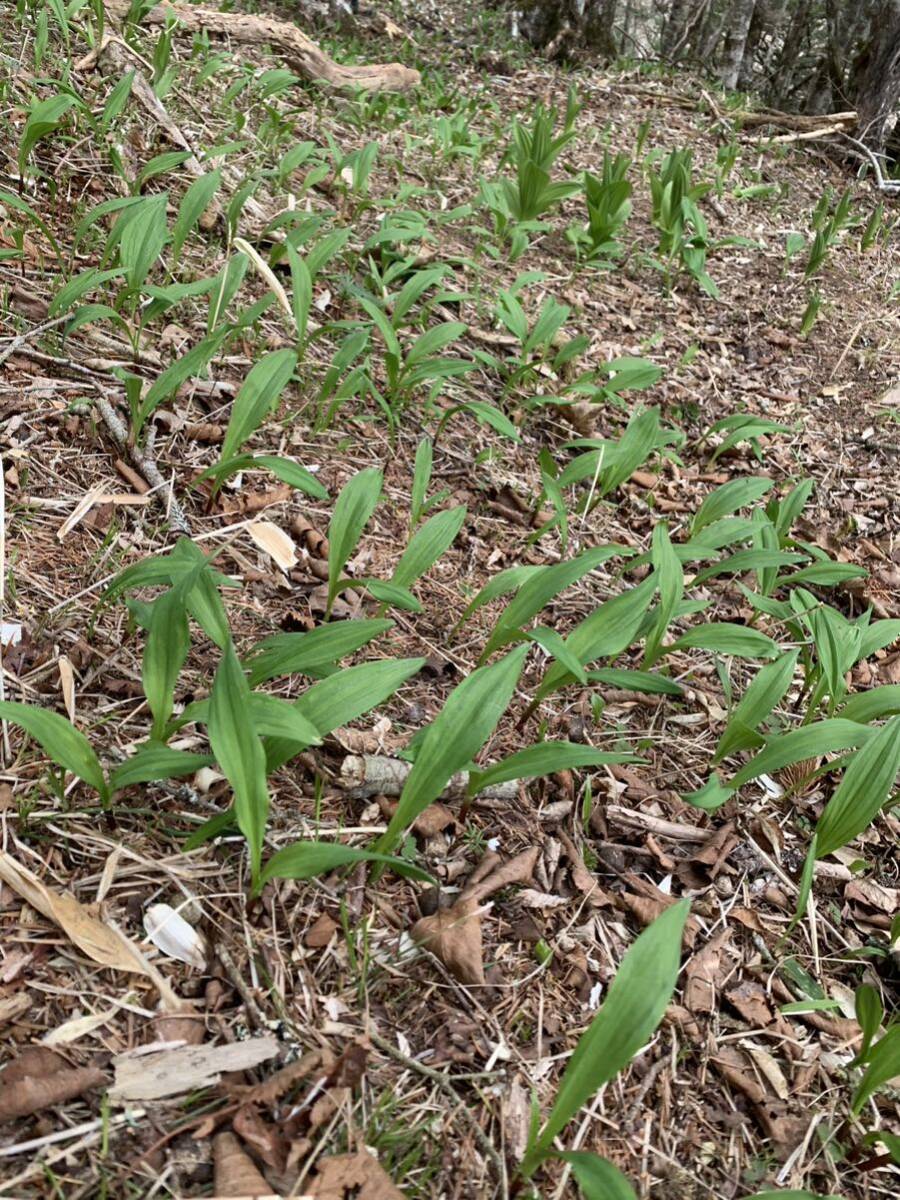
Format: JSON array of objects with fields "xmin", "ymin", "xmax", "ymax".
[
  {"xmin": 683, "ymin": 928, "xmax": 732, "ymax": 1014},
  {"xmin": 213, "ymin": 1129, "xmax": 274, "ymax": 1197},
  {"xmin": 308, "ymin": 1149, "xmax": 405, "ymax": 1198},
  {"xmin": 410, "ymin": 897, "xmax": 486, "ymax": 985},
  {"xmin": 0, "ymin": 850, "xmax": 154, "ymax": 978},
  {"xmin": 557, "ymin": 830, "xmax": 610, "ymax": 906},
  {"xmin": 110, "ymin": 1035, "xmax": 279, "ymax": 1100},
  {"xmin": 247, "ymin": 520, "xmax": 297, "ymax": 573},
  {"xmin": 0, "ymin": 1045, "xmax": 107, "ymax": 1121}
]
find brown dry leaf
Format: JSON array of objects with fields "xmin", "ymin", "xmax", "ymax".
[
  {"xmin": 233, "ymin": 1104, "xmax": 287, "ymax": 1173},
  {"xmin": 845, "ymin": 878, "xmax": 898, "ymax": 914},
  {"xmin": 0, "ymin": 1046, "xmax": 107, "ymax": 1121},
  {"xmin": 745, "ymin": 1043, "xmax": 790, "ymax": 1100},
  {"xmin": 223, "ymin": 483, "xmax": 293, "ymax": 516},
  {"xmin": 683, "ymin": 928, "xmax": 732, "ymax": 1014},
  {"xmin": 461, "ymin": 847, "xmax": 540, "ymax": 903},
  {"xmin": 213, "ymin": 1130, "xmax": 274, "ymax": 1198},
  {"xmin": 224, "ymin": 1049, "xmax": 326, "ymax": 1106},
  {"xmin": 710, "ymin": 1044, "xmax": 767, "ymax": 1104},
  {"xmin": 308, "ymin": 1149, "xmax": 405, "ymax": 1199},
  {"xmin": 377, "ymin": 797, "xmax": 455, "ymax": 838},
  {"xmin": 110, "ymin": 1035, "xmax": 279, "ymax": 1100},
  {"xmin": 726, "ymin": 980, "xmax": 775, "ymax": 1026},
  {"xmin": 676, "ymin": 822, "xmax": 738, "ymax": 888},
  {"xmin": 618, "ymin": 882, "xmax": 699, "ymax": 948},
  {"xmin": 557, "ymin": 830, "xmax": 610, "ymax": 906},
  {"xmin": 292, "ymin": 514, "xmax": 329, "ymax": 557},
  {"xmin": 247, "ymin": 520, "xmax": 297, "ymax": 572},
  {"xmin": 305, "ymin": 912, "xmax": 338, "ymax": 948},
  {"xmin": 0, "ymin": 850, "xmax": 151, "ymax": 977},
  {"xmin": 409, "ymin": 896, "xmax": 485, "ymax": 985}
]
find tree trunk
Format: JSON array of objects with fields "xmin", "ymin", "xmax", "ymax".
[
  {"xmin": 852, "ymin": 0, "xmax": 900, "ymax": 149},
  {"xmin": 737, "ymin": 0, "xmax": 768, "ymax": 90},
  {"xmin": 520, "ymin": 0, "xmax": 618, "ymax": 59},
  {"xmin": 660, "ymin": 0, "xmax": 692, "ymax": 57},
  {"xmin": 719, "ymin": 0, "xmax": 757, "ymax": 89}
]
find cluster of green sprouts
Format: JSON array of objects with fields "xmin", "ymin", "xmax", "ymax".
[{"xmin": 1, "ymin": 5, "xmax": 898, "ymax": 1195}]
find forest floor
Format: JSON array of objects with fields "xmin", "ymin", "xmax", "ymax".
[{"xmin": 0, "ymin": 2, "xmax": 898, "ymax": 1198}]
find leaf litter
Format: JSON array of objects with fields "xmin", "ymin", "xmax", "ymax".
[{"xmin": 0, "ymin": 1, "xmax": 898, "ymax": 1197}]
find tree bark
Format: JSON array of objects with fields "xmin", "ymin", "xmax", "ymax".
[
  {"xmin": 660, "ymin": 0, "xmax": 692, "ymax": 58},
  {"xmin": 719, "ymin": 0, "xmax": 757, "ymax": 90},
  {"xmin": 852, "ymin": 0, "xmax": 900, "ymax": 149}
]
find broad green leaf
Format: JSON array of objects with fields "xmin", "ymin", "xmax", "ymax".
[
  {"xmin": 327, "ymin": 468, "xmax": 383, "ymax": 616},
  {"xmin": 285, "ymin": 240, "xmax": 312, "ymax": 343},
  {"xmin": 587, "ymin": 667, "xmax": 683, "ymax": 695},
  {"xmin": 456, "ymin": 565, "xmax": 543, "ymax": 629},
  {"xmin": 535, "ymin": 575, "xmax": 658, "ymax": 703},
  {"xmin": 857, "ymin": 618, "xmax": 900, "ymax": 661},
  {"xmin": 219, "ymin": 349, "xmax": 297, "ymax": 465},
  {"xmin": 816, "ymin": 717, "xmax": 900, "ymax": 857},
  {"xmin": 668, "ymin": 623, "xmax": 779, "ymax": 660},
  {"xmin": 110, "ymin": 743, "xmax": 213, "ymax": 791},
  {"xmin": 245, "ymin": 619, "xmax": 392, "ymax": 686},
  {"xmin": 50, "ymin": 267, "xmax": 124, "ymax": 317},
  {"xmin": 748, "ymin": 1192, "xmax": 842, "ymax": 1200},
  {"xmin": 775, "ymin": 562, "xmax": 867, "ymax": 588},
  {"xmin": 143, "ymin": 588, "xmax": 190, "ymax": 740},
  {"xmin": 468, "ymin": 743, "xmax": 637, "ymax": 795},
  {"xmin": 410, "ymin": 437, "xmax": 433, "ymax": 525},
  {"xmin": 139, "ymin": 328, "xmax": 230, "ymax": 434},
  {"xmin": 246, "ymin": 694, "xmax": 322, "ymax": 746},
  {"xmin": 19, "ymin": 93, "xmax": 75, "ymax": 173},
  {"xmin": 266, "ymin": 657, "xmax": 425, "ymax": 772},
  {"xmin": 208, "ymin": 643, "xmax": 269, "ymax": 887},
  {"xmin": 172, "ymin": 168, "xmax": 222, "ymax": 264},
  {"xmin": 0, "ymin": 700, "xmax": 107, "ymax": 802},
  {"xmin": 194, "ymin": 452, "xmax": 326, "ymax": 500},
  {"xmin": 119, "ymin": 192, "xmax": 168, "ymax": 291},
  {"xmin": 357, "ymin": 579, "xmax": 421, "ymax": 612},
  {"xmin": 483, "ymin": 547, "xmax": 621, "ymax": 660},
  {"xmin": 528, "ymin": 626, "xmax": 587, "ymax": 683},
  {"xmin": 183, "ymin": 807, "xmax": 236, "ymax": 851},
  {"xmin": 644, "ymin": 523, "xmax": 683, "ymax": 667},
  {"xmin": 691, "ymin": 477, "xmax": 773, "ymax": 535},
  {"xmin": 852, "ymin": 1024, "xmax": 900, "ymax": 1114},
  {"xmin": 730, "ymin": 720, "xmax": 875, "ymax": 789},
  {"xmin": 559, "ymin": 1153, "xmax": 638, "ymax": 1200},
  {"xmin": 260, "ymin": 840, "xmax": 434, "ymax": 886},
  {"xmin": 839, "ymin": 685, "xmax": 900, "ymax": 725},
  {"xmin": 692, "ymin": 549, "xmax": 806, "ymax": 586},
  {"xmin": 392, "ymin": 506, "xmax": 466, "ymax": 590},
  {"xmin": 376, "ymin": 646, "xmax": 528, "ymax": 854},
  {"xmin": 526, "ymin": 900, "xmax": 689, "ymax": 1165},
  {"xmin": 714, "ymin": 650, "xmax": 799, "ymax": 762},
  {"xmin": 406, "ymin": 321, "xmax": 466, "ymax": 367},
  {"xmin": 855, "ymin": 984, "xmax": 884, "ymax": 1063},
  {"xmin": 683, "ymin": 773, "xmax": 735, "ymax": 812}
]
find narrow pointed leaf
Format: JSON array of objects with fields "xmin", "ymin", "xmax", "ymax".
[
  {"xmin": 377, "ymin": 646, "xmax": 528, "ymax": 854},
  {"xmin": 0, "ymin": 701, "xmax": 107, "ymax": 802},
  {"xmin": 260, "ymin": 841, "xmax": 434, "ymax": 886},
  {"xmin": 468, "ymin": 743, "xmax": 637, "ymax": 795}
]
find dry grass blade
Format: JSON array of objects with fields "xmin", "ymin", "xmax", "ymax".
[{"xmin": 0, "ymin": 850, "xmax": 150, "ymax": 976}]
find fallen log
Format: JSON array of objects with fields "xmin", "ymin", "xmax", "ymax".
[{"xmin": 105, "ymin": 2, "xmax": 420, "ymax": 91}]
